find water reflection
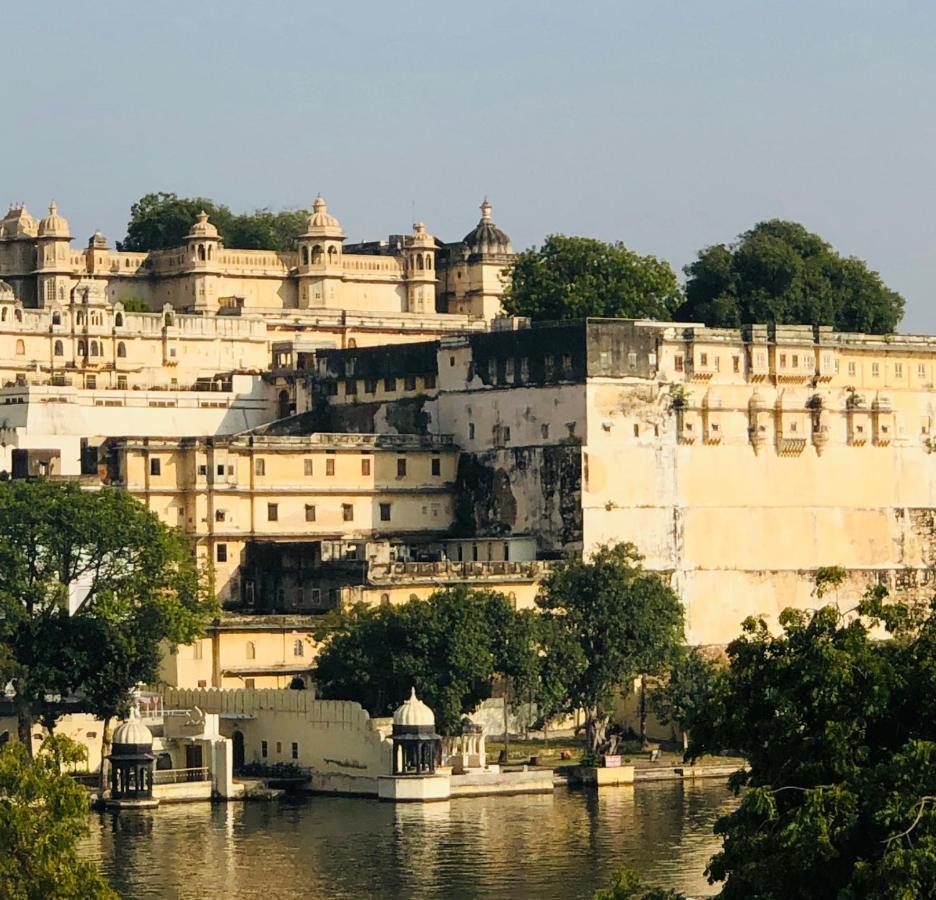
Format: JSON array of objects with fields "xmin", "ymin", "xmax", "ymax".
[{"xmin": 82, "ymin": 782, "xmax": 736, "ymax": 899}]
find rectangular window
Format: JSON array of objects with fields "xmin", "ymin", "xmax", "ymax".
[
  {"xmin": 198, "ymin": 464, "xmax": 208, "ymax": 476},
  {"xmin": 544, "ymin": 354, "xmax": 554, "ymax": 376},
  {"xmin": 541, "ymin": 423, "xmax": 550, "ymax": 439},
  {"xmin": 379, "ymin": 502, "xmax": 391, "ymax": 522},
  {"xmin": 361, "ymin": 457, "xmax": 371, "ymax": 476},
  {"xmin": 404, "ymin": 375, "xmax": 416, "ymax": 391},
  {"xmin": 216, "ymin": 464, "xmax": 225, "ymax": 477},
  {"xmin": 326, "ymin": 458, "xmax": 335, "ymax": 476},
  {"xmin": 304, "ymin": 459, "xmax": 314, "ymax": 476},
  {"xmin": 117, "ymin": 375, "xmax": 128, "ymax": 390},
  {"xmin": 918, "ymin": 364, "xmax": 927, "ymax": 379},
  {"xmin": 150, "ymin": 458, "xmax": 161, "ymax": 476},
  {"xmin": 468, "ymin": 423, "xmax": 475, "ymax": 440},
  {"xmin": 276, "ymin": 742, "xmax": 282, "ymax": 754},
  {"xmin": 397, "ymin": 458, "xmax": 407, "ymax": 477},
  {"xmin": 732, "ymin": 356, "xmax": 740, "ymax": 373},
  {"xmin": 488, "ymin": 359, "xmax": 497, "ymax": 380},
  {"xmin": 700, "ymin": 353, "xmax": 708, "ymax": 367},
  {"xmin": 674, "ymin": 355, "xmax": 684, "ymax": 372},
  {"xmin": 255, "ymin": 458, "xmax": 265, "ymax": 476},
  {"xmin": 872, "ymin": 363, "xmax": 880, "ymax": 377},
  {"xmin": 364, "ymin": 378, "xmax": 376, "ymax": 394},
  {"xmin": 627, "ymin": 351, "xmax": 637, "ymax": 369},
  {"xmin": 193, "ymin": 641, "xmax": 203, "ymax": 660},
  {"xmin": 506, "ymin": 359, "xmax": 514, "ymax": 379},
  {"xmin": 779, "ymin": 354, "xmax": 787, "ymax": 368},
  {"xmin": 848, "ymin": 362, "xmax": 856, "ymax": 377},
  {"xmin": 562, "ymin": 354, "xmax": 572, "ymax": 372},
  {"xmin": 345, "ymin": 379, "xmax": 357, "ymax": 396},
  {"xmin": 342, "ymin": 503, "xmax": 354, "ymax": 522},
  {"xmin": 424, "ymin": 374, "xmax": 436, "ymax": 389},
  {"xmin": 291, "ymin": 742, "xmax": 299, "ymax": 760},
  {"xmin": 792, "ymin": 354, "xmax": 799, "ymax": 368},
  {"xmin": 431, "ymin": 457, "xmax": 441, "ymax": 477},
  {"xmin": 216, "ymin": 543, "xmax": 227, "ymax": 563},
  {"xmin": 895, "ymin": 362, "xmax": 903, "ymax": 378},
  {"xmin": 267, "ymin": 503, "xmax": 278, "ymax": 522},
  {"xmin": 261, "ymin": 741, "xmax": 268, "ymax": 758},
  {"xmin": 245, "ymin": 678, "xmax": 255, "ymax": 690},
  {"xmin": 86, "ymin": 375, "xmax": 96, "ymax": 389},
  {"xmin": 384, "ymin": 377, "xmax": 396, "ymax": 392},
  {"xmin": 305, "ymin": 504, "xmax": 316, "ymax": 522}
]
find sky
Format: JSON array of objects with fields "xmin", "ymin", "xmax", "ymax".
[{"xmin": 3, "ymin": 1, "xmax": 935, "ymax": 330}]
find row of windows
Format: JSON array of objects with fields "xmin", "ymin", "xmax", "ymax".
[
  {"xmin": 241, "ymin": 639, "xmax": 305, "ymax": 659},
  {"xmin": 253, "ymin": 456, "xmax": 441, "ymax": 478},
  {"xmin": 261, "ymin": 500, "xmax": 392, "ymax": 524},
  {"xmin": 261, "ymin": 740, "xmax": 299, "ymax": 761},
  {"xmin": 42, "ymin": 339, "xmax": 128, "ymax": 357},
  {"xmin": 674, "ymin": 351, "xmax": 932, "ymax": 382},
  {"xmin": 338, "ymin": 374, "xmax": 433, "ymax": 396},
  {"xmin": 480, "ymin": 353, "xmax": 576, "ymax": 385}
]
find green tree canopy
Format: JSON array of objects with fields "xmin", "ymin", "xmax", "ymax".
[
  {"xmin": 503, "ymin": 235, "xmax": 682, "ymax": 322},
  {"xmin": 689, "ymin": 589, "xmax": 936, "ymax": 899},
  {"xmin": 312, "ymin": 586, "xmax": 538, "ymax": 736},
  {"xmin": 594, "ymin": 867, "xmax": 686, "ymax": 900},
  {"xmin": 677, "ymin": 220, "xmax": 904, "ymax": 333},
  {"xmin": 535, "ymin": 543, "xmax": 684, "ymax": 752},
  {"xmin": 0, "ymin": 736, "xmax": 116, "ymax": 899},
  {"xmin": 0, "ymin": 480, "xmax": 214, "ymax": 752},
  {"xmin": 651, "ymin": 647, "xmax": 724, "ymax": 754},
  {"xmin": 118, "ymin": 192, "xmax": 310, "ymax": 252}
]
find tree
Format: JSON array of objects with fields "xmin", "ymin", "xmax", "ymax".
[
  {"xmin": 503, "ymin": 235, "xmax": 682, "ymax": 322},
  {"xmin": 594, "ymin": 867, "xmax": 686, "ymax": 900},
  {"xmin": 312, "ymin": 587, "xmax": 538, "ymax": 737},
  {"xmin": 0, "ymin": 736, "xmax": 116, "ymax": 899},
  {"xmin": 689, "ymin": 588, "xmax": 936, "ymax": 899},
  {"xmin": 0, "ymin": 480, "xmax": 213, "ymax": 755},
  {"xmin": 678, "ymin": 220, "xmax": 904, "ymax": 333},
  {"xmin": 651, "ymin": 648, "xmax": 724, "ymax": 753},
  {"xmin": 535, "ymin": 543, "xmax": 685, "ymax": 753},
  {"xmin": 117, "ymin": 192, "xmax": 310, "ymax": 252}
]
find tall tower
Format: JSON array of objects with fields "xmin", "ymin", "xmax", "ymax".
[
  {"xmin": 35, "ymin": 202, "xmax": 72, "ymax": 308},
  {"xmin": 184, "ymin": 211, "xmax": 222, "ymax": 313},
  {"xmin": 447, "ymin": 198, "xmax": 512, "ymax": 319},
  {"xmin": 297, "ymin": 196, "xmax": 345, "ymax": 309},
  {"xmin": 403, "ymin": 222, "xmax": 436, "ymax": 314}
]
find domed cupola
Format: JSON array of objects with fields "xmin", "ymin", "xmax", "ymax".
[
  {"xmin": 38, "ymin": 201, "xmax": 71, "ymax": 239},
  {"xmin": 390, "ymin": 688, "xmax": 441, "ymax": 777},
  {"xmin": 393, "ymin": 687, "xmax": 436, "ymax": 728},
  {"xmin": 107, "ymin": 706, "xmax": 156, "ymax": 803},
  {"xmin": 188, "ymin": 210, "xmax": 219, "ymax": 239},
  {"xmin": 462, "ymin": 198, "xmax": 512, "ymax": 257},
  {"xmin": 302, "ymin": 196, "xmax": 345, "ymax": 241}
]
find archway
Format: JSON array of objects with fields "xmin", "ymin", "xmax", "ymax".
[{"xmin": 232, "ymin": 731, "xmax": 245, "ymax": 771}]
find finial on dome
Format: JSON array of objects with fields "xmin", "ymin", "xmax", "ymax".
[
  {"xmin": 410, "ymin": 686, "xmax": 417, "ymax": 701},
  {"xmin": 49, "ymin": 200, "xmax": 57, "ymax": 216},
  {"xmin": 197, "ymin": 210, "xmax": 208, "ymax": 222},
  {"xmin": 480, "ymin": 198, "xmax": 492, "ymax": 220},
  {"xmin": 314, "ymin": 195, "xmax": 326, "ymax": 212}
]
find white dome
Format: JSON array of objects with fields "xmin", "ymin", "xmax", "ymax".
[
  {"xmin": 188, "ymin": 210, "xmax": 219, "ymax": 239},
  {"xmin": 302, "ymin": 196, "xmax": 344, "ymax": 239},
  {"xmin": 393, "ymin": 687, "xmax": 435, "ymax": 728},
  {"xmin": 112, "ymin": 707, "xmax": 154, "ymax": 746}
]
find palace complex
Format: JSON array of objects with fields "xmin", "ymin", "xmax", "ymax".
[{"xmin": 2, "ymin": 194, "xmax": 936, "ymax": 686}]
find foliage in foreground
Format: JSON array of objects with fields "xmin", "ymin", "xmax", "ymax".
[
  {"xmin": 536, "ymin": 544, "xmax": 684, "ymax": 752},
  {"xmin": 689, "ymin": 589, "xmax": 936, "ymax": 898},
  {"xmin": 312, "ymin": 586, "xmax": 539, "ymax": 736},
  {"xmin": 503, "ymin": 234, "xmax": 681, "ymax": 322},
  {"xmin": 593, "ymin": 867, "xmax": 686, "ymax": 900},
  {"xmin": 0, "ymin": 737, "xmax": 116, "ymax": 900},
  {"xmin": 677, "ymin": 219, "xmax": 904, "ymax": 333},
  {"xmin": 118, "ymin": 191, "xmax": 311, "ymax": 252}
]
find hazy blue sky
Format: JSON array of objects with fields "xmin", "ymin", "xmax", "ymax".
[{"xmin": 4, "ymin": 1, "xmax": 935, "ymax": 330}]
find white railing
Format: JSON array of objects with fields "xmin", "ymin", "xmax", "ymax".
[{"xmin": 153, "ymin": 767, "xmax": 210, "ymax": 785}]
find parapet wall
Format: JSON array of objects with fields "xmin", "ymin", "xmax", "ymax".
[{"xmin": 161, "ymin": 687, "xmax": 392, "ymax": 780}]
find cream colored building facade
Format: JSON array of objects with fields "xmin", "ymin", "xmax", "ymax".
[{"xmin": 307, "ymin": 319, "xmax": 936, "ymax": 645}]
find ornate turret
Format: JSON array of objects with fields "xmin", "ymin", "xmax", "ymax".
[
  {"xmin": 107, "ymin": 706, "xmax": 156, "ymax": 804},
  {"xmin": 37, "ymin": 201, "xmax": 71, "ymax": 239},
  {"xmin": 390, "ymin": 687, "xmax": 441, "ymax": 776},
  {"xmin": 301, "ymin": 196, "xmax": 345, "ymax": 241},
  {"xmin": 404, "ymin": 222, "xmax": 436, "ymax": 314},
  {"xmin": 0, "ymin": 204, "xmax": 38, "ymax": 239},
  {"xmin": 297, "ymin": 196, "xmax": 345, "ymax": 308},
  {"xmin": 188, "ymin": 210, "xmax": 219, "ymax": 240},
  {"xmin": 461, "ymin": 198, "xmax": 511, "ymax": 258}
]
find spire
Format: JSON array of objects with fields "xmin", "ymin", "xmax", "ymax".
[{"xmin": 480, "ymin": 197, "xmax": 492, "ymax": 221}]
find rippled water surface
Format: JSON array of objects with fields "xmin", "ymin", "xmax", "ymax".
[{"xmin": 82, "ymin": 781, "xmax": 736, "ymax": 899}]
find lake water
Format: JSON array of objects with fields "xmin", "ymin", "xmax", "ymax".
[{"xmin": 82, "ymin": 781, "xmax": 736, "ymax": 899}]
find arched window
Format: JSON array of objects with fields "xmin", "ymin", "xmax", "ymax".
[
  {"xmin": 416, "ymin": 254, "xmax": 424, "ymax": 271},
  {"xmin": 277, "ymin": 389, "xmax": 290, "ymax": 419},
  {"xmin": 246, "ymin": 641, "xmax": 256, "ymax": 660},
  {"xmin": 77, "ymin": 340, "xmax": 86, "ymax": 356},
  {"xmin": 301, "ymin": 246, "xmax": 309, "ymax": 266},
  {"xmin": 115, "ymin": 313, "xmax": 124, "ymax": 327},
  {"xmin": 198, "ymin": 244, "xmax": 206, "ymax": 262},
  {"xmin": 53, "ymin": 340, "xmax": 63, "ymax": 356},
  {"xmin": 117, "ymin": 342, "xmax": 127, "ymax": 358},
  {"xmin": 89, "ymin": 340, "xmax": 100, "ymax": 357},
  {"xmin": 347, "ymin": 338, "xmax": 357, "ymax": 349},
  {"xmin": 327, "ymin": 246, "xmax": 337, "ymax": 263},
  {"xmin": 15, "ymin": 339, "xmax": 24, "ymax": 355},
  {"xmin": 425, "ymin": 255, "xmax": 432, "ymax": 270},
  {"xmin": 76, "ymin": 312, "xmax": 84, "ymax": 326},
  {"xmin": 380, "ymin": 593, "xmax": 390, "ymax": 607},
  {"xmin": 52, "ymin": 311, "xmax": 61, "ymax": 325},
  {"xmin": 1, "ymin": 308, "xmax": 6, "ymax": 321},
  {"xmin": 207, "ymin": 245, "xmax": 213, "ymax": 260},
  {"xmin": 164, "ymin": 312, "xmax": 173, "ymax": 327},
  {"xmin": 293, "ymin": 639, "xmax": 304, "ymax": 657},
  {"xmin": 14, "ymin": 309, "xmax": 22, "ymax": 322},
  {"xmin": 311, "ymin": 245, "xmax": 323, "ymax": 264}
]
